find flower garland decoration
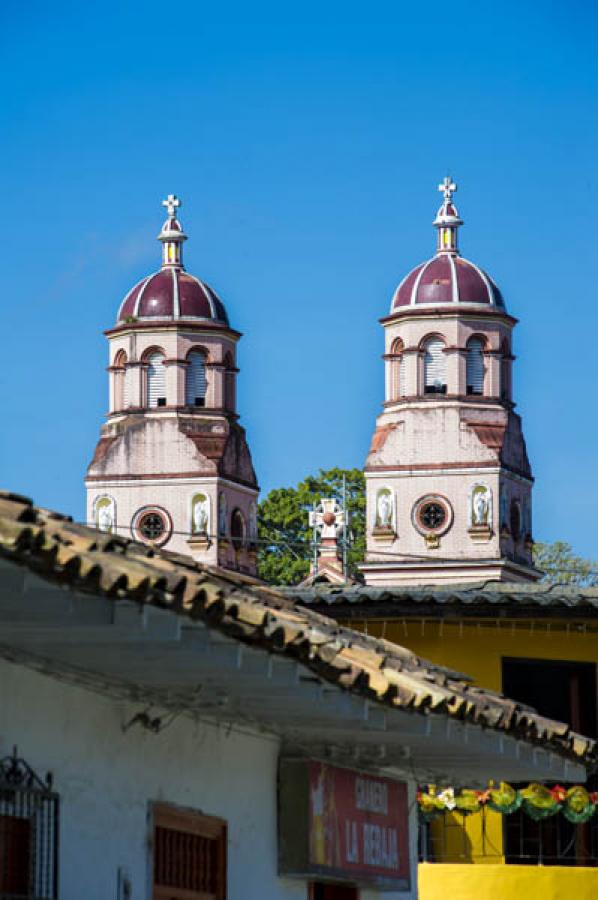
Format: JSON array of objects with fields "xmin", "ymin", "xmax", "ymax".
[{"xmin": 417, "ymin": 782, "xmax": 597, "ymax": 824}]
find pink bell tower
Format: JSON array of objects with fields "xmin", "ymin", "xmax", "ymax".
[
  {"xmin": 85, "ymin": 195, "xmax": 259, "ymax": 575},
  {"xmin": 361, "ymin": 178, "xmax": 539, "ymax": 586}
]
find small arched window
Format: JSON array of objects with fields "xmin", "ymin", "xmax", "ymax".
[
  {"xmin": 230, "ymin": 508, "xmax": 245, "ymax": 547},
  {"xmin": 146, "ymin": 352, "xmax": 166, "ymax": 408},
  {"xmin": 423, "ymin": 337, "xmax": 446, "ymax": 394},
  {"xmin": 466, "ymin": 337, "xmax": 485, "ymax": 395},
  {"xmin": 186, "ymin": 350, "xmax": 207, "ymax": 407},
  {"xmin": 390, "ymin": 339, "xmax": 406, "ymax": 400}
]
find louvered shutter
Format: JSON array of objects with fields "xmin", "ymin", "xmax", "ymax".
[
  {"xmin": 399, "ymin": 356, "xmax": 406, "ymax": 396},
  {"xmin": 466, "ymin": 339, "xmax": 485, "ymax": 394},
  {"xmin": 123, "ymin": 367, "xmax": 131, "ymax": 408},
  {"xmin": 147, "ymin": 353, "xmax": 166, "ymax": 407},
  {"xmin": 186, "ymin": 351, "xmax": 207, "ymax": 406},
  {"xmin": 423, "ymin": 339, "xmax": 446, "ymax": 391}
]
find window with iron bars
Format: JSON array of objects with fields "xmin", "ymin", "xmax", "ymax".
[
  {"xmin": 0, "ymin": 747, "xmax": 59, "ymax": 899},
  {"xmin": 153, "ymin": 803, "xmax": 227, "ymax": 900}
]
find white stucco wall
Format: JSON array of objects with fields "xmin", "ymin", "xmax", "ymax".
[{"xmin": 0, "ymin": 658, "xmax": 417, "ymax": 900}]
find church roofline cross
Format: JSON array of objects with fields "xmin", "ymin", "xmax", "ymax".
[
  {"xmin": 162, "ymin": 193, "xmax": 181, "ymax": 218},
  {"xmin": 438, "ymin": 176, "xmax": 457, "ymax": 201}
]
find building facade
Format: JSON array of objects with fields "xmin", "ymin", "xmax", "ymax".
[
  {"xmin": 3, "ymin": 493, "xmax": 588, "ymax": 900},
  {"xmin": 362, "ymin": 179, "xmax": 537, "ymax": 586},
  {"xmin": 85, "ymin": 195, "xmax": 258, "ymax": 576},
  {"xmin": 290, "ymin": 579, "xmax": 598, "ymax": 900}
]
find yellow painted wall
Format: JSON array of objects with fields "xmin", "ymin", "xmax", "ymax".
[
  {"xmin": 419, "ymin": 863, "xmax": 598, "ymax": 900},
  {"xmin": 351, "ymin": 616, "xmax": 598, "ymax": 865},
  {"xmin": 359, "ymin": 617, "xmax": 598, "ymax": 694}
]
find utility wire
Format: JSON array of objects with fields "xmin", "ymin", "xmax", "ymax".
[{"xmin": 82, "ymin": 520, "xmax": 598, "ymax": 576}]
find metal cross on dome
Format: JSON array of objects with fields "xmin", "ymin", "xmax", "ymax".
[
  {"xmin": 162, "ymin": 194, "xmax": 181, "ymax": 218},
  {"xmin": 438, "ymin": 176, "xmax": 457, "ymax": 201}
]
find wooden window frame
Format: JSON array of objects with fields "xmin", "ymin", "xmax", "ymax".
[{"xmin": 152, "ymin": 803, "xmax": 227, "ymax": 900}]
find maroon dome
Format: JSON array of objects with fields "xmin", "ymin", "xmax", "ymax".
[
  {"xmin": 117, "ymin": 268, "xmax": 229, "ymax": 325},
  {"xmin": 391, "ymin": 254, "xmax": 504, "ymax": 311}
]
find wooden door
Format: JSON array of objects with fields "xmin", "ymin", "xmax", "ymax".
[
  {"xmin": 309, "ymin": 883, "xmax": 359, "ymax": 900},
  {"xmin": 0, "ymin": 814, "xmax": 30, "ymax": 896}
]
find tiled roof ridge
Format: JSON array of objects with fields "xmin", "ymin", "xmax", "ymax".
[
  {"xmin": 0, "ymin": 490, "xmax": 596, "ymax": 766},
  {"xmin": 284, "ymin": 581, "xmax": 598, "ymax": 607}
]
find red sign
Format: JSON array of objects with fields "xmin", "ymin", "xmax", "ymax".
[{"xmin": 307, "ymin": 761, "xmax": 410, "ymax": 887}]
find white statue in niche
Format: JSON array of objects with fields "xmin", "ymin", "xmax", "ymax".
[
  {"xmin": 376, "ymin": 489, "xmax": 393, "ymax": 529},
  {"xmin": 95, "ymin": 497, "xmax": 115, "ymax": 534},
  {"xmin": 192, "ymin": 495, "xmax": 209, "ymax": 535},
  {"xmin": 471, "ymin": 485, "xmax": 491, "ymax": 527},
  {"xmin": 218, "ymin": 493, "xmax": 228, "ymax": 536}
]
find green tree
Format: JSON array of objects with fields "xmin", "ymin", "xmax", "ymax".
[
  {"xmin": 533, "ymin": 541, "xmax": 598, "ymax": 587},
  {"xmin": 257, "ymin": 468, "xmax": 366, "ymax": 585}
]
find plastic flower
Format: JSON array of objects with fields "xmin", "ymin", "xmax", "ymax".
[{"xmin": 437, "ymin": 788, "xmax": 457, "ymax": 810}]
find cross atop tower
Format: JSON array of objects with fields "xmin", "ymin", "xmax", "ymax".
[
  {"xmin": 158, "ymin": 194, "xmax": 186, "ymax": 268},
  {"xmin": 309, "ymin": 497, "xmax": 346, "ymax": 539},
  {"xmin": 438, "ymin": 176, "xmax": 457, "ymax": 202},
  {"xmin": 162, "ymin": 194, "xmax": 181, "ymax": 218},
  {"xmin": 301, "ymin": 497, "xmax": 352, "ymax": 585}
]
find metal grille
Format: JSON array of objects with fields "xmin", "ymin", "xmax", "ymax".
[
  {"xmin": 0, "ymin": 748, "xmax": 59, "ymax": 900},
  {"xmin": 138, "ymin": 513, "xmax": 165, "ymax": 541},
  {"xmin": 153, "ymin": 808, "xmax": 226, "ymax": 900},
  {"xmin": 423, "ymin": 339, "xmax": 446, "ymax": 393},
  {"xmin": 466, "ymin": 338, "xmax": 485, "ymax": 395},
  {"xmin": 185, "ymin": 351, "xmax": 207, "ymax": 407}
]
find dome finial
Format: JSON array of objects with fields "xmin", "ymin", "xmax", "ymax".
[
  {"xmin": 162, "ymin": 193, "xmax": 181, "ymax": 218},
  {"xmin": 438, "ymin": 176, "xmax": 457, "ymax": 202},
  {"xmin": 158, "ymin": 193, "xmax": 187, "ymax": 269},
  {"xmin": 434, "ymin": 175, "xmax": 463, "ymax": 255}
]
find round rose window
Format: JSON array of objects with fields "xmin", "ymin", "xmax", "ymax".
[
  {"xmin": 131, "ymin": 506, "xmax": 172, "ymax": 547},
  {"xmin": 138, "ymin": 512, "xmax": 166, "ymax": 541},
  {"xmin": 412, "ymin": 495, "xmax": 453, "ymax": 537},
  {"xmin": 420, "ymin": 502, "xmax": 446, "ymax": 530}
]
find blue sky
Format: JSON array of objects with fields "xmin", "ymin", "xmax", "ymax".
[{"xmin": 1, "ymin": 1, "xmax": 597, "ymax": 557}]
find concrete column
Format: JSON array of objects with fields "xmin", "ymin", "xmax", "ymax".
[
  {"xmin": 126, "ymin": 363, "xmax": 144, "ymax": 407},
  {"xmin": 402, "ymin": 349, "xmax": 420, "ymax": 396},
  {"xmin": 206, "ymin": 363, "xmax": 225, "ymax": 408},
  {"xmin": 164, "ymin": 360, "xmax": 186, "ymax": 406},
  {"xmin": 445, "ymin": 348, "xmax": 461, "ymax": 395},
  {"xmin": 486, "ymin": 351, "xmax": 501, "ymax": 397}
]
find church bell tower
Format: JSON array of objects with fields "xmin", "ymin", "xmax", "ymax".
[
  {"xmin": 86, "ymin": 195, "xmax": 259, "ymax": 575},
  {"xmin": 361, "ymin": 179, "xmax": 538, "ymax": 586}
]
